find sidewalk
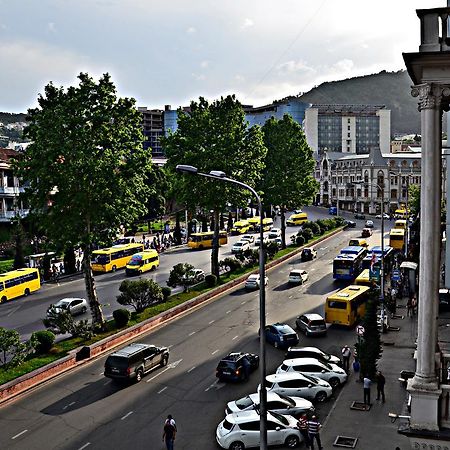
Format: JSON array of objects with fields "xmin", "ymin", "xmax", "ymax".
[{"xmin": 321, "ymin": 297, "xmax": 416, "ymax": 450}]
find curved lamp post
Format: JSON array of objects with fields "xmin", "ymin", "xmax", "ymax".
[{"xmin": 175, "ymin": 164, "xmax": 268, "ymax": 449}]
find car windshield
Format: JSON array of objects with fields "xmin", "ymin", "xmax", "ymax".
[
  {"xmin": 280, "ymin": 363, "xmax": 289, "ymax": 371},
  {"xmin": 310, "ymin": 320, "xmax": 325, "ymax": 327},
  {"xmin": 235, "ymin": 242, "xmax": 243, "ymax": 247},
  {"xmin": 235, "ymin": 396, "xmax": 254, "ymax": 409},
  {"xmin": 222, "ymin": 419, "xmax": 234, "ymax": 431},
  {"xmin": 106, "ymin": 356, "xmax": 128, "ymax": 368},
  {"xmin": 56, "ymin": 302, "xmax": 70, "ymax": 309},
  {"xmin": 93, "ymin": 254, "xmax": 109, "ymax": 265},
  {"xmin": 277, "ymin": 326, "xmax": 293, "ymax": 335},
  {"xmin": 217, "ymin": 360, "xmax": 235, "ymax": 369},
  {"xmin": 270, "ymin": 411, "xmax": 289, "ymax": 426},
  {"xmin": 128, "ymin": 256, "xmax": 142, "ymax": 266},
  {"xmin": 303, "ymin": 374, "xmax": 319, "ymax": 384},
  {"xmin": 278, "ymin": 393, "xmax": 295, "ymax": 406}
]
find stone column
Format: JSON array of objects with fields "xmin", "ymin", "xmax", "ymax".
[{"xmin": 408, "ymin": 83, "xmax": 450, "ymax": 430}]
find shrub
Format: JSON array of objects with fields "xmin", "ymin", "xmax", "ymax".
[
  {"xmin": 219, "ymin": 257, "xmax": 242, "ymax": 273},
  {"xmin": 334, "ymin": 216, "xmax": 346, "ymax": 227},
  {"xmin": 44, "ymin": 307, "xmax": 93, "ymax": 340},
  {"xmin": 117, "ymin": 278, "xmax": 164, "ymax": 313},
  {"xmin": 32, "ymin": 330, "xmax": 55, "ymax": 354},
  {"xmin": 295, "ymin": 234, "xmax": 305, "ymax": 246},
  {"xmin": 303, "ymin": 228, "xmax": 314, "ymax": 242},
  {"xmin": 113, "ymin": 309, "xmax": 130, "ymax": 328},
  {"xmin": 266, "ymin": 242, "xmax": 279, "ymax": 259},
  {"xmin": 205, "ymin": 274, "xmax": 217, "ymax": 287},
  {"xmin": 308, "ymin": 222, "xmax": 320, "ymax": 235},
  {"xmin": 161, "ymin": 287, "xmax": 171, "ymax": 301}
]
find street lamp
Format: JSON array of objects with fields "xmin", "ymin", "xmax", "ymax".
[{"xmin": 175, "ymin": 164, "xmax": 268, "ymax": 449}]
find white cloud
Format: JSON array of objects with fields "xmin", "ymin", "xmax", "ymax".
[
  {"xmin": 200, "ymin": 60, "xmax": 209, "ymax": 69},
  {"xmin": 186, "ymin": 26, "xmax": 196, "ymax": 34},
  {"xmin": 234, "ymin": 74, "xmax": 245, "ymax": 82},
  {"xmin": 47, "ymin": 22, "xmax": 56, "ymax": 33},
  {"xmin": 192, "ymin": 73, "xmax": 206, "ymax": 81},
  {"xmin": 277, "ymin": 59, "xmax": 316, "ymax": 76},
  {"xmin": 241, "ymin": 18, "xmax": 254, "ymax": 29}
]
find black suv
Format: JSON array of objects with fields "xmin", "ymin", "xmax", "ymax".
[
  {"xmin": 354, "ymin": 213, "xmax": 366, "ymax": 220},
  {"xmin": 104, "ymin": 343, "xmax": 169, "ymax": 383},
  {"xmin": 216, "ymin": 352, "xmax": 259, "ymax": 382}
]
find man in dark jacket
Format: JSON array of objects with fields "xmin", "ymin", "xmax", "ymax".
[{"xmin": 376, "ymin": 371, "xmax": 386, "ymax": 403}]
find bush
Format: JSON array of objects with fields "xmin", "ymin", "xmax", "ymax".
[
  {"xmin": 205, "ymin": 274, "xmax": 217, "ymax": 287},
  {"xmin": 113, "ymin": 309, "xmax": 130, "ymax": 328},
  {"xmin": 44, "ymin": 307, "xmax": 93, "ymax": 340},
  {"xmin": 295, "ymin": 234, "xmax": 306, "ymax": 246},
  {"xmin": 219, "ymin": 257, "xmax": 242, "ymax": 273},
  {"xmin": 32, "ymin": 330, "xmax": 55, "ymax": 354},
  {"xmin": 303, "ymin": 228, "xmax": 314, "ymax": 242},
  {"xmin": 308, "ymin": 222, "xmax": 320, "ymax": 235},
  {"xmin": 117, "ymin": 279, "xmax": 164, "ymax": 313},
  {"xmin": 161, "ymin": 287, "xmax": 171, "ymax": 301}
]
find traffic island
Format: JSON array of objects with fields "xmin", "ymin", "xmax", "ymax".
[{"xmin": 333, "ymin": 436, "xmax": 358, "ymax": 448}]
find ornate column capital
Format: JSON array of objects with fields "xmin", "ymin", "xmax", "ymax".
[{"xmin": 411, "ymin": 83, "xmax": 450, "ymax": 111}]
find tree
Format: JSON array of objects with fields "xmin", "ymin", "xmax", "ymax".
[
  {"xmin": 409, "ymin": 184, "xmax": 420, "ymax": 216},
  {"xmin": 261, "ymin": 115, "xmax": 318, "ymax": 249},
  {"xmin": 43, "ymin": 307, "xmax": 93, "ymax": 340},
  {"xmin": 163, "ymin": 95, "xmax": 267, "ymax": 278},
  {"xmin": 14, "ymin": 73, "xmax": 153, "ymax": 329},
  {"xmin": 167, "ymin": 262, "xmax": 194, "ymax": 291},
  {"xmin": 12, "ymin": 220, "xmax": 26, "ymax": 269},
  {"xmin": 0, "ymin": 327, "xmax": 36, "ymax": 368},
  {"xmin": 117, "ymin": 279, "xmax": 164, "ymax": 313}
]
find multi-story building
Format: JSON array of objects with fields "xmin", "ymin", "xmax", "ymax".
[
  {"xmin": 138, "ymin": 107, "xmax": 164, "ymax": 157},
  {"xmin": 305, "ymin": 104, "xmax": 391, "ymax": 156}
]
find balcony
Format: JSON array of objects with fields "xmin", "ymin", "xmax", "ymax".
[
  {"xmin": 0, "ymin": 186, "xmax": 23, "ymax": 196},
  {"xmin": 417, "ymin": 7, "xmax": 450, "ymax": 52},
  {"xmin": 0, "ymin": 209, "xmax": 29, "ymax": 222}
]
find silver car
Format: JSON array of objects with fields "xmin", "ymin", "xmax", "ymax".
[{"xmin": 47, "ymin": 297, "xmax": 88, "ymax": 317}]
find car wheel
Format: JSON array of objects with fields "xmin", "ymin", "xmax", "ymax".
[
  {"xmin": 81, "ymin": 306, "xmax": 87, "ymax": 314},
  {"xmin": 199, "ymin": 245, "xmax": 203, "ymax": 250},
  {"xmin": 24, "ymin": 288, "xmax": 30, "ymax": 296},
  {"xmin": 329, "ymin": 377, "xmax": 340, "ymax": 388},
  {"xmin": 285, "ymin": 435, "xmax": 300, "ymax": 448},
  {"xmin": 135, "ymin": 369, "xmax": 143, "ymax": 383},
  {"xmin": 229, "ymin": 441, "xmax": 245, "ymax": 450},
  {"xmin": 1, "ymin": 296, "xmax": 7, "ymax": 303},
  {"xmin": 160, "ymin": 355, "xmax": 169, "ymax": 367},
  {"xmin": 315, "ymin": 391, "xmax": 327, "ymax": 403}
]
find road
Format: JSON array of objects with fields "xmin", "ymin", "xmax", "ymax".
[
  {"xmin": 0, "ymin": 206, "xmax": 351, "ymax": 341},
  {"xmin": 0, "ymin": 217, "xmax": 387, "ymax": 450}
]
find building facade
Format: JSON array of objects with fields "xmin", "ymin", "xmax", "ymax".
[{"xmin": 138, "ymin": 107, "xmax": 164, "ymax": 157}]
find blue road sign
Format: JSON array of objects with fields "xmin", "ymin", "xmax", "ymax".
[{"xmin": 392, "ymin": 269, "xmax": 400, "ymax": 281}]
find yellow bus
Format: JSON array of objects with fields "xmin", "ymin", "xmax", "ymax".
[
  {"xmin": 389, "ymin": 228, "xmax": 405, "ymax": 250},
  {"xmin": 187, "ymin": 231, "xmax": 228, "ymax": 250},
  {"xmin": 231, "ymin": 220, "xmax": 251, "ymax": 235},
  {"xmin": 125, "ymin": 250, "xmax": 160, "ymax": 276},
  {"xmin": 355, "ymin": 269, "xmax": 372, "ymax": 287},
  {"xmin": 394, "ymin": 219, "xmax": 407, "ymax": 230},
  {"xmin": 325, "ymin": 285, "xmax": 371, "ymax": 327},
  {"xmin": 91, "ymin": 243, "xmax": 144, "ymax": 273},
  {"xmin": 394, "ymin": 208, "xmax": 408, "ymax": 219},
  {"xmin": 286, "ymin": 212, "xmax": 308, "ymax": 226},
  {"xmin": 0, "ymin": 268, "xmax": 41, "ymax": 303},
  {"xmin": 248, "ymin": 216, "xmax": 260, "ymax": 230}
]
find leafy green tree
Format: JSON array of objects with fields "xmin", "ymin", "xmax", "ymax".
[
  {"xmin": 409, "ymin": 184, "xmax": 420, "ymax": 216},
  {"xmin": 0, "ymin": 327, "xmax": 36, "ymax": 368},
  {"xmin": 12, "ymin": 220, "xmax": 26, "ymax": 269},
  {"xmin": 261, "ymin": 115, "xmax": 318, "ymax": 248},
  {"xmin": 163, "ymin": 95, "xmax": 267, "ymax": 278},
  {"xmin": 43, "ymin": 307, "xmax": 93, "ymax": 340},
  {"xmin": 14, "ymin": 73, "xmax": 153, "ymax": 328},
  {"xmin": 167, "ymin": 262, "xmax": 194, "ymax": 291},
  {"xmin": 117, "ymin": 279, "xmax": 164, "ymax": 313}
]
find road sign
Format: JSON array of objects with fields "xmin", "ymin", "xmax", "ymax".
[
  {"xmin": 392, "ymin": 269, "xmax": 400, "ymax": 281},
  {"xmin": 356, "ymin": 325, "xmax": 365, "ymax": 336}
]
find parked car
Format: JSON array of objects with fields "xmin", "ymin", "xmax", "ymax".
[
  {"xmin": 182, "ymin": 268, "xmax": 205, "ymax": 284},
  {"xmin": 285, "ymin": 346, "xmax": 341, "ymax": 366},
  {"xmin": 47, "ymin": 297, "xmax": 88, "ymax": 317},
  {"xmin": 216, "ymin": 352, "xmax": 259, "ymax": 382},
  {"xmin": 269, "ymin": 228, "xmax": 282, "ymax": 238},
  {"xmin": 241, "ymin": 234, "xmax": 255, "ymax": 244},
  {"xmin": 375, "ymin": 213, "xmax": 390, "ymax": 220},
  {"xmin": 365, "ymin": 220, "xmax": 374, "ymax": 228},
  {"xmin": 300, "ymin": 247, "xmax": 317, "ymax": 262},
  {"xmin": 231, "ymin": 240, "xmax": 251, "ymax": 254},
  {"xmin": 439, "ymin": 288, "xmax": 450, "ymax": 310},
  {"xmin": 288, "ymin": 269, "xmax": 308, "ymax": 285},
  {"xmin": 261, "ymin": 372, "xmax": 333, "ymax": 403},
  {"xmin": 254, "ymin": 235, "xmax": 269, "ymax": 246},
  {"xmin": 361, "ymin": 228, "xmax": 373, "ymax": 238},
  {"xmin": 295, "ymin": 313, "xmax": 327, "ymax": 336},
  {"xmin": 226, "ymin": 391, "xmax": 314, "ymax": 417},
  {"xmin": 354, "ymin": 213, "xmax": 366, "ymax": 220},
  {"xmin": 216, "ymin": 410, "xmax": 302, "ymax": 450},
  {"xmin": 276, "ymin": 357, "xmax": 347, "ymax": 388},
  {"xmin": 245, "ymin": 274, "xmax": 268, "ymax": 290},
  {"xmin": 104, "ymin": 343, "xmax": 169, "ymax": 382},
  {"xmin": 263, "ymin": 323, "xmax": 299, "ymax": 349},
  {"xmin": 344, "ymin": 220, "xmax": 356, "ymax": 229}
]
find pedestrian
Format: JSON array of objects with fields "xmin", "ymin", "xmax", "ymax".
[
  {"xmin": 76, "ymin": 259, "xmax": 81, "ymax": 272},
  {"xmin": 411, "ymin": 295, "xmax": 418, "ymax": 316},
  {"xmin": 341, "ymin": 345, "xmax": 351, "ymax": 372},
  {"xmin": 242, "ymin": 356, "xmax": 251, "ymax": 381},
  {"xmin": 363, "ymin": 375, "xmax": 372, "ymax": 409},
  {"xmin": 164, "ymin": 414, "xmax": 177, "ymax": 431},
  {"xmin": 376, "ymin": 371, "xmax": 386, "ymax": 403},
  {"xmin": 162, "ymin": 415, "xmax": 176, "ymax": 450},
  {"xmin": 307, "ymin": 415, "xmax": 323, "ymax": 450},
  {"xmin": 297, "ymin": 413, "xmax": 310, "ymax": 449},
  {"xmin": 406, "ymin": 297, "xmax": 412, "ymax": 317}
]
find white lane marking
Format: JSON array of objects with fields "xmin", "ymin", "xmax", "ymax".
[
  {"xmin": 241, "ymin": 301, "xmax": 246, "ymax": 305},
  {"xmin": 63, "ymin": 401, "xmax": 76, "ymax": 410},
  {"xmin": 157, "ymin": 387, "xmax": 168, "ymax": 394},
  {"xmin": 78, "ymin": 444, "xmax": 91, "ymax": 450},
  {"xmin": 168, "ymin": 344, "xmax": 174, "ymax": 349},
  {"xmin": 103, "ymin": 380, "xmax": 111, "ymax": 386},
  {"xmin": 211, "ymin": 349, "xmax": 219, "ymax": 355},
  {"xmin": 205, "ymin": 380, "xmax": 218, "ymax": 392},
  {"xmin": 187, "ymin": 366, "xmax": 196, "ymax": 373},
  {"xmin": 12, "ymin": 430, "xmax": 28, "ymax": 440},
  {"xmin": 208, "ymin": 320, "xmax": 215, "ymax": 324},
  {"xmin": 288, "ymin": 295, "xmax": 293, "ymax": 299},
  {"xmin": 121, "ymin": 411, "xmax": 133, "ymax": 420},
  {"xmin": 188, "ymin": 331, "xmax": 196, "ymax": 336},
  {"xmin": 226, "ymin": 310, "xmax": 231, "ymax": 314},
  {"xmin": 232, "ymin": 335, "xmax": 239, "ymax": 340},
  {"xmin": 6, "ymin": 305, "xmax": 21, "ymax": 317},
  {"xmin": 99, "ymin": 372, "xmax": 104, "ymax": 376},
  {"xmin": 146, "ymin": 359, "xmax": 183, "ymax": 382}
]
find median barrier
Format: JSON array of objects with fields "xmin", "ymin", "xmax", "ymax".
[{"xmin": 0, "ymin": 226, "xmax": 344, "ymax": 405}]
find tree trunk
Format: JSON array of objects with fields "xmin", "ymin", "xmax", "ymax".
[
  {"xmin": 211, "ymin": 208, "xmax": 220, "ymax": 278},
  {"xmin": 82, "ymin": 245, "xmax": 105, "ymax": 329},
  {"xmin": 281, "ymin": 206, "xmax": 287, "ymax": 249}
]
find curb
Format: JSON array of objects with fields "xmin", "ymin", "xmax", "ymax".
[{"xmin": 0, "ymin": 227, "xmax": 343, "ymax": 406}]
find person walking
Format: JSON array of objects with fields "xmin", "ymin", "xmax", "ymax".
[
  {"xmin": 307, "ymin": 415, "xmax": 322, "ymax": 450},
  {"xmin": 341, "ymin": 345, "xmax": 351, "ymax": 372},
  {"xmin": 363, "ymin": 375, "xmax": 372, "ymax": 409},
  {"xmin": 162, "ymin": 415, "xmax": 176, "ymax": 450},
  {"xmin": 297, "ymin": 413, "xmax": 310, "ymax": 449},
  {"xmin": 376, "ymin": 371, "xmax": 386, "ymax": 403}
]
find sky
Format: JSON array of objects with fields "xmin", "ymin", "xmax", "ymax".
[{"xmin": 0, "ymin": 0, "xmax": 446, "ymax": 113}]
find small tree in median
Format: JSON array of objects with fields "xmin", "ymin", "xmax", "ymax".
[
  {"xmin": 43, "ymin": 307, "xmax": 93, "ymax": 340},
  {"xmin": 167, "ymin": 263, "xmax": 195, "ymax": 291},
  {"xmin": 117, "ymin": 279, "xmax": 164, "ymax": 313},
  {"xmin": 0, "ymin": 327, "xmax": 36, "ymax": 368}
]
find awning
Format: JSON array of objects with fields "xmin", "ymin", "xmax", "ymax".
[{"xmin": 400, "ymin": 261, "xmax": 418, "ymax": 271}]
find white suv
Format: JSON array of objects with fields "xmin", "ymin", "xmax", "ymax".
[
  {"xmin": 216, "ymin": 410, "xmax": 302, "ymax": 449},
  {"xmin": 276, "ymin": 357, "xmax": 347, "ymax": 388},
  {"xmin": 261, "ymin": 372, "xmax": 332, "ymax": 403}
]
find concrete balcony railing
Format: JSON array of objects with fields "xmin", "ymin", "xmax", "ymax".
[{"xmin": 417, "ymin": 7, "xmax": 450, "ymax": 52}]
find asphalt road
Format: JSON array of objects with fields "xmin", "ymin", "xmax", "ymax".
[
  {"xmin": 0, "ymin": 218, "xmax": 387, "ymax": 450},
  {"xmin": 0, "ymin": 206, "xmax": 344, "ymax": 341}
]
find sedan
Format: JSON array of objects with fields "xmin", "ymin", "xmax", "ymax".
[
  {"xmin": 263, "ymin": 323, "xmax": 299, "ymax": 349},
  {"xmin": 354, "ymin": 213, "xmax": 366, "ymax": 220},
  {"xmin": 344, "ymin": 220, "xmax": 356, "ymax": 229},
  {"xmin": 231, "ymin": 240, "xmax": 250, "ymax": 254},
  {"xmin": 254, "ymin": 235, "xmax": 269, "ymax": 246},
  {"xmin": 47, "ymin": 297, "xmax": 88, "ymax": 317},
  {"xmin": 226, "ymin": 392, "xmax": 314, "ymax": 417},
  {"xmin": 361, "ymin": 228, "xmax": 373, "ymax": 238},
  {"xmin": 365, "ymin": 220, "xmax": 374, "ymax": 228},
  {"xmin": 288, "ymin": 269, "xmax": 308, "ymax": 284},
  {"xmin": 285, "ymin": 346, "xmax": 341, "ymax": 366},
  {"xmin": 241, "ymin": 234, "xmax": 255, "ymax": 244},
  {"xmin": 269, "ymin": 227, "xmax": 282, "ymax": 238},
  {"xmin": 245, "ymin": 274, "xmax": 268, "ymax": 290},
  {"xmin": 375, "ymin": 213, "xmax": 390, "ymax": 220},
  {"xmin": 182, "ymin": 269, "xmax": 205, "ymax": 284}
]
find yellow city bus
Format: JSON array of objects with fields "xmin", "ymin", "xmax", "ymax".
[
  {"xmin": 394, "ymin": 219, "xmax": 407, "ymax": 230},
  {"xmin": 231, "ymin": 220, "xmax": 251, "ymax": 235},
  {"xmin": 394, "ymin": 208, "xmax": 408, "ymax": 219},
  {"xmin": 325, "ymin": 285, "xmax": 371, "ymax": 327},
  {"xmin": 125, "ymin": 250, "xmax": 160, "ymax": 276},
  {"xmin": 389, "ymin": 228, "xmax": 405, "ymax": 251},
  {"xmin": 355, "ymin": 269, "xmax": 372, "ymax": 287},
  {"xmin": 286, "ymin": 212, "xmax": 308, "ymax": 226},
  {"xmin": 0, "ymin": 268, "xmax": 41, "ymax": 303},
  {"xmin": 91, "ymin": 243, "xmax": 144, "ymax": 273},
  {"xmin": 187, "ymin": 231, "xmax": 228, "ymax": 250},
  {"xmin": 248, "ymin": 216, "xmax": 260, "ymax": 230}
]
